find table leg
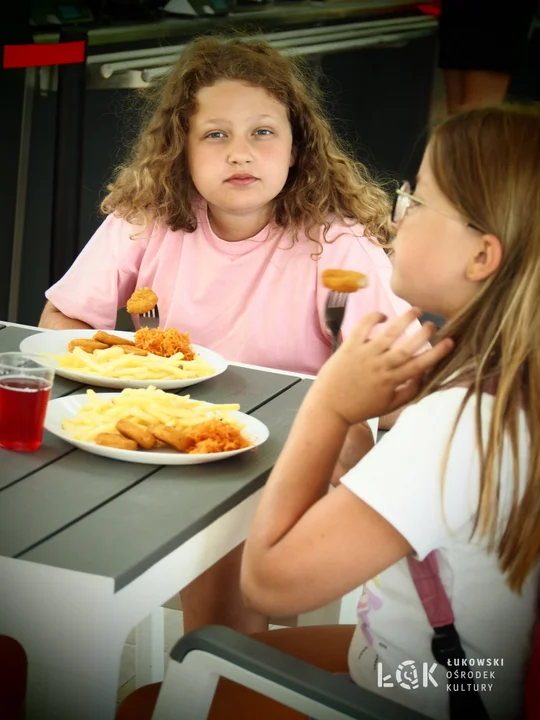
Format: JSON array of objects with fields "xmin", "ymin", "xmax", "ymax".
[
  {"xmin": 24, "ymin": 636, "xmax": 123, "ymax": 720},
  {"xmin": 0, "ymin": 559, "xmax": 125, "ymax": 720},
  {"xmin": 0, "ymin": 491, "xmax": 263, "ymax": 718}
]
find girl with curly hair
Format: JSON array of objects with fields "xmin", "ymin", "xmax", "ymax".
[{"xmin": 39, "ymin": 35, "xmax": 414, "ymax": 635}]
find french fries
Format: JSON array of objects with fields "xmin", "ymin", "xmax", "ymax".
[
  {"xmin": 53, "ymin": 345, "xmax": 215, "ymax": 381},
  {"xmin": 62, "ymin": 387, "xmax": 249, "ymax": 455}
]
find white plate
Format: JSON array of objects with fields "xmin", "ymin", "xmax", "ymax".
[
  {"xmin": 20, "ymin": 329, "xmax": 228, "ymax": 390},
  {"xmin": 44, "ymin": 392, "xmax": 270, "ymax": 465}
]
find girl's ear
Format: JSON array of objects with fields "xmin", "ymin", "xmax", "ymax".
[
  {"xmin": 289, "ymin": 146, "xmax": 297, "ymax": 167},
  {"xmin": 466, "ymin": 233, "xmax": 503, "ymax": 282}
]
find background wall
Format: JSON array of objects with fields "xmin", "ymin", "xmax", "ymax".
[{"xmin": 2, "ymin": 12, "xmax": 539, "ymax": 325}]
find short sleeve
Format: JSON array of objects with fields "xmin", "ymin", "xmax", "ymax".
[
  {"xmin": 340, "ymin": 389, "xmax": 488, "ymax": 559},
  {"xmin": 45, "ymin": 215, "xmax": 148, "ymax": 329},
  {"xmin": 316, "ymin": 226, "xmax": 419, "ymax": 341}
]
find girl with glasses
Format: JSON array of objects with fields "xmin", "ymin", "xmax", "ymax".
[
  {"xmin": 243, "ymin": 105, "xmax": 539, "ymax": 720},
  {"xmin": 120, "ymin": 105, "xmax": 540, "ymax": 720}
]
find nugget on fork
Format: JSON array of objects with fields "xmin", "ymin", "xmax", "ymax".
[
  {"xmin": 126, "ymin": 287, "xmax": 158, "ymax": 315},
  {"xmin": 321, "ymin": 269, "xmax": 368, "ymax": 293}
]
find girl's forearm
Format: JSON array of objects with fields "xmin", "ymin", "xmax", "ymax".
[
  {"xmin": 38, "ymin": 302, "xmax": 92, "ymax": 330},
  {"xmin": 246, "ymin": 384, "xmax": 348, "ymax": 550},
  {"xmin": 330, "ymin": 421, "xmax": 375, "ymax": 486}
]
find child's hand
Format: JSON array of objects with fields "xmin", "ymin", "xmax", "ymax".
[{"xmin": 314, "ymin": 308, "xmax": 453, "ymax": 426}]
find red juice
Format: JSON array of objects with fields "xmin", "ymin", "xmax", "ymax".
[{"xmin": 0, "ymin": 376, "xmax": 52, "ymax": 452}]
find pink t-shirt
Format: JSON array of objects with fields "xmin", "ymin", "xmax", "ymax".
[{"xmin": 46, "ymin": 205, "xmax": 413, "ymax": 375}]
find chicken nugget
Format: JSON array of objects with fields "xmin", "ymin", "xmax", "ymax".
[
  {"xmin": 68, "ymin": 339, "xmax": 108, "ymax": 353},
  {"xmin": 93, "ymin": 330, "xmax": 135, "ymax": 347},
  {"xmin": 95, "ymin": 433, "xmax": 138, "ymax": 451},
  {"xmin": 321, "ymin": 269, "xmax": 368, "ymax": 293},
  {"xmin": 147, "ymin": 425, "xmax": 168, "ymax": 447},
  {"xmin": 117, "ymin": 345, "xmax": 148, "ymax": 356},
  {"xmin": 151, "ymin": 424, "xmax": 190, "ymax": 452},
  {"xmin": 116, "ymin": 419, "xmax": 156, "ymax": 450},
  {"xmin": 126, "ymin": 287, "xmax": 158, "ymax": 315}
]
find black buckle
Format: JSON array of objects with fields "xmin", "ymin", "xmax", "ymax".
[{"xmin": 431, "ymin": 623, "xmax": 465, "ymax": 667}]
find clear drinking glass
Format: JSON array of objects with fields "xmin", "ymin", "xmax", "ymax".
[{"xmin": 0, "ymin": 352, "xmax": 54, "ymax": 452}]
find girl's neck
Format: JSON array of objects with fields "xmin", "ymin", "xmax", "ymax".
[{"xmin": 207, "ymin": 204, "xmax": 274, "ymax": 242}]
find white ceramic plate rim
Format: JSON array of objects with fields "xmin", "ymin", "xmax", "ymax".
[
  {"xmin": 44, "ymin": 392, "xmax": 270, "ymax": 465},
  {"xmin": 20, "ymin": 329, "xmax": 228, "ymax": 390}
]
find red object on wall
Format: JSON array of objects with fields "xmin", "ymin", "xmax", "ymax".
[
  {"xmin": 3, "ymin": 41, "xmax": 86, "ymax": 69},
  {"xmin": 417, "ymin": 1, "xmax": 441, "ymax": 17}
]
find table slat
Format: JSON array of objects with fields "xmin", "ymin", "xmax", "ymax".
[
  {"xmin": 21, "ymin": 380, "xmax": 312, "ymax": 589},
  {"xmin": 0, "ymin": 431, "xmax": 74, "ymax": 492},
  {"xmin": 0, "ymin": 451, "xmax": 158, "ymax": 557},
  {"xmin": 0, "ymin": 336, "xmax": 298, "ymax": 492},
  {"xmin": 164, "ymin": 364, "xmax": 299, "ymax": 408},
  {"xmin": 1, "ymin": 367, "xmax": 301, "ymax": 559}
]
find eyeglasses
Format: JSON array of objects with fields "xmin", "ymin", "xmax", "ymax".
[{"xmin": 392, "ymin": 181, "xmax": 483, "ymax": 232}]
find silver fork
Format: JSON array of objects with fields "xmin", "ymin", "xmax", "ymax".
[
  {"xmin": 138, "ymin": 305, "xmax": 160, "ymax": 330},
  {"xmin": 324, "ymin": 291, "xmax": 348, "ymax": 354}
]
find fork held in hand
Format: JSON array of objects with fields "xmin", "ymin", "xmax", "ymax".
[
  {"xmin": 139, "ymin": 306, "xmax": 160, "ymax": 330},
  {"xmin": 324, "ymin": 291, "xmax": 348, "ymax": 354}
]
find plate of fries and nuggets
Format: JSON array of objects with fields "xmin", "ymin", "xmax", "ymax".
[
  {"xmin": 44, "ymin": 386, "xmax": 270, "ymax": 465},
  {"xmin": 20, "ymin": 328, "xmax": 228, "ymax": 390}
]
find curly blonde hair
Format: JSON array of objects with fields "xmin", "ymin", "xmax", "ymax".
[{"xmin": 101, "ymin": 35, "xmax": 391, "ymax": 250}]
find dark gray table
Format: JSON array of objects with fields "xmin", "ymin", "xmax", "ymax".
[{"xmin": 0, "ymin": 323, "xmax": 312, "ymax": 720}]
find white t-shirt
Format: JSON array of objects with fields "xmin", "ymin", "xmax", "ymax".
[{"xmin": 341, "ymin": 388, "xmax": 537, "ymax": 720}]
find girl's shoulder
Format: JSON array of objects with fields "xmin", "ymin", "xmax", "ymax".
[
  {"xmin": 387, "ymin": 387, "xmax": 496, "ymax": 450},
  {"xmin": 411, "ymin": 383, "xmax": 527, "ymax": 444},
  {"xmin": 319, "ymin": 216, "xmax": 367, "ymax": 244},
  {"xmin": 90, "ymin": 214, "xmax": 191, "ymax": 275},
  {"xmin": 413, "ymin": 384, "xmax": 494, "ymax": 415},
  {"xmin": 311, "ymin": 216, "xmax": 390, "ymax": 268},
  {"xmin": 102, "ymin": 213, "xmax": 172, "ymax": 245},
  {"xmin": 402, "ymin": 386, "xmax": 473, "ymax": 427}
]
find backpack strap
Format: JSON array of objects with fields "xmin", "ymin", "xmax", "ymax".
[
  {"xmin": 407, "ymin": 552, "xmax": 491, "ymax": 720},
  {"xmin": 406, "ymin": 551, "xmax": 454, "ymax": 627}
]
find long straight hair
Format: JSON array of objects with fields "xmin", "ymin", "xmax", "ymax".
[{"xmin": 418, "ymin": 104, "xmax": 540, "ymax": 592}]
